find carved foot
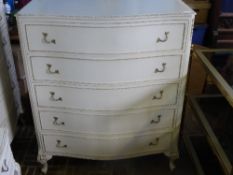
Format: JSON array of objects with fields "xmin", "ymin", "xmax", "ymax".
[
  {"xmin": 169, "ymin": 159, "xmax": 176, "ymax": 172},
  {"xmin": 14, "ymin": 163, "xmax": 21, "ymax": 175},
  {"xmin": 41, "ymin": 162, "xmax": 48, "ymax": 174},
  {"xmin": 164, "ymin": 152, "xmax": 178, "ymax": 172},
  {"xmin": 37, "ymin": 150, "xmax": 52, "ymax": 174}
]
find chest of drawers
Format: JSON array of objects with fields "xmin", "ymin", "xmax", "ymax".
[{"xmin": 17, "ymin": 0, "xmax": 195, "ymax": 173}]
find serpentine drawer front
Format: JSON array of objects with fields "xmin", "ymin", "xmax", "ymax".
[
  {"xmin": 35, "ymin": 84, "xmax": 178, "ymax": 110},
  {"xmin": 26, "ymin": 23, "xmax": 185, "ymax": 54},
  {"xmin": 17, "ymin": 0, "xmax": 194, "ymax": 172},
  {"xmin": 43, "ymin": 132, "xmax": 171, "ymax": 159},
  {"xmin": 39, "ymin": 109, "xmax": 175, "ymax": 134},
  {"xmin": 30, "ymin": 56, "xmax": 182, "ymax": 83}
]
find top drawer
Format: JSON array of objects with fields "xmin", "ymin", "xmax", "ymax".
[{"xmin": 25, "ymin": 22, "xmax": 186, "ymax": 54}]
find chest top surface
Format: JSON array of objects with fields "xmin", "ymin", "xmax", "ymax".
[{"xmin": 17, "ymin": 0, "xmax": 194, "ymax": 18}]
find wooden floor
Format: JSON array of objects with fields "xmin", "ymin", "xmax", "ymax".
[{"xmin": 11, "ymin": 126, "xmax": 197, "ymax": 175}]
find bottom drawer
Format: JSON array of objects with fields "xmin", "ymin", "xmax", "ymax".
[{"xmin": 43, "ymin": 132, "xmax": 171, "ymax": 159}]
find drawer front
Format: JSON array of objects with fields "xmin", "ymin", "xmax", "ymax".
[
  {"xmin": 40, "ymin": 109, "xmax": 175, "ymax": 134},
  {"xmin": 26, "ymin": 23, "xmax": 185, "ymax": 54},
  {"xmin": 43, "ymin": 132, "xmax": 171, "ymax": 158},
  {"xmin": 31, "ymin": 56, "xmax": 181, "ymax": 83},
  {"xmin": 35, "ymin": 84, "xmax": 178, "ymax": 111}
]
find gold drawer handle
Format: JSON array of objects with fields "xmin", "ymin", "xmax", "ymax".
[
  {"xmin": 149, "ymin": 138, "xmax": 160, "ymax": 146},
  {"xmin": 1, "ymin": 159, "xmax": 9, "ymax": 173},
  {"xmin": 152, "ymin": 90, "xmax": 164, "ymax": 100},
  {"xmin": 56, "ymin": 140, "xmax": 67, "ymax": 148},
  {"xmin": 46, "ymin": 64, "xmax": 60, "ymax": 74},
  {"xmin": 49, "ymin": 92, "xmax": 63, "ymax": 101},
  {"xmin": 157, "ymin": 32, "xmax": 169, "ymax": 43},
  {"xmin": 42, "ymin": 32, "xmax": 56, "ymax": 44},
  {"xmin": 53, "ymin": 117, "xmax": 65, "ymax": 126},
  {"xmin": 151, "ymin": 115, "xmax": 162, "ymax": 124},
  {"xmin": 154, "ymin": 63, "xmax": 166, "ymax": 73}
]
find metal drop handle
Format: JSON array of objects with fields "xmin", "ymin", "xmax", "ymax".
[
  {"xmin": 157, "ymin": 32, "xmax": 169, "ymax": 43},
  {"xmin": 53, "ymin": 117, "xmax": 65, "ymax": 126},
  {"xmin": 42, "ymin": 32, "xmax": 56, "ymax": 44},
  {"xmin": 155, "ymin": 63, "xmax": 166, "ymax": 73},
  {"xmin": 151, "ymin": 115, "xmax": 162, "ymax": 124},
  {"xmin": 56, "ymin": 140, "xmax": 67, "ymax": 148},
  {"xmin": 152, "ymin": 90, "xmax": 164, "ymax": 100},
  {"xmin": 149, "ymin": 138, "xmax": 160, "ymax": 146},
  {"xmin": 46, "ymin": 64, "xmax": 59, "ymax": 74},
  {"xmin": 49, "ymin": 92, "xmax": 63, "ymax": 101},
  {"xmin": 1, "ymin": 159, "xmax": 9, "ymax": 172}
]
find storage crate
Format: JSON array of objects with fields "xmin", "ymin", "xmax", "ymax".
[
  {"xmin": 183, "ymin": 0, "xmax": 211, "ymax": 24},
  {"xmin": 192, "ymin": 25, "xmax": 208, "ymax": 45}
]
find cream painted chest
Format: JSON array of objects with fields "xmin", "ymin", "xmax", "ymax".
[{"xmin": 16, "ymin": 0, "xmax": 195, "ymax": 173}]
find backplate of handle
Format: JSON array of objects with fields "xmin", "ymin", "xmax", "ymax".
[
  {"xmin": 152, "ymin": 90, "xmax": 164, "ymax": 100},
  {"xmin": 46, "ymin": 64, "xmax": 59, "ymax": 74},
  {"xmin": 42, "ymin": 32, "xmax": 56, "ymax": 44},
  {"xmin": 157, "ymin": 32, "xmax": 169, "ymax": 43},
  {"xmin": 149, "ymin": 138, "xmax": 160, "ymax": 146},
  {"xmin": 151, "ymin": 115, "xmax": 162, "ymax": 124},
  {"xmin": 53, "ymin": 117, "xmax": 65, "ymax": 126},
  {"xmin": 49, "ymin": 92, "xmax": 63, "ymax": 101},
  {"xmin": 155, "ymin": 63, "xmax": 166, "ymax": 73},
  {"xmin": 56, "ymin": 140, "xmax": 67, "ymax": 148}
]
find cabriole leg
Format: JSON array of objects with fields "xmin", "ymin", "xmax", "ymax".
[
  {"xmin": 164, "ymin": 151, "xmax": 179, "ymax": 172},
  {"xmin": 37, "ymin": 150, "xmax": 52, "ymax": 174},
  {"xmin": 169, "ymin": 158, "xmax": 176, "ymax": 172}
]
